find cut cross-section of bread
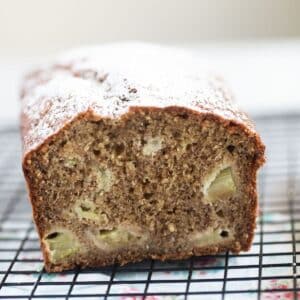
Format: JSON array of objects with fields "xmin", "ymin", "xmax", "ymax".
[{"xmin": 21, "ymin": 44, "xmax": 265, "ymax": 272}]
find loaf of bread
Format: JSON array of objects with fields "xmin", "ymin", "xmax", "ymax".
[{"xmin": 21, "ymin": 44, "xmax": 265, "ymax": 272}]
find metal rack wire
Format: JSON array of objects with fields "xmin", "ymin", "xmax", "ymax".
[{"xmin": 0, "ymin": 115, "xmax": 299, "ymax": 299}]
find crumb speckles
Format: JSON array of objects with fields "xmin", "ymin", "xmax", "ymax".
[
  {"xmin": 73, "ymin": 68, "xmax": 108, "ymax": 83},
  {"xmin": 128, "ymin": 87, "xmax": 137, "ymax": 93}
]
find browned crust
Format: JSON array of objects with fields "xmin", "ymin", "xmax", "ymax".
[{"xmin": 22, "ymin": 105, "xmax": 264, "ymax": 272}]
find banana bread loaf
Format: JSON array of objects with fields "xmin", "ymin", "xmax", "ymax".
[{"xmin": 21, "ymin": 44, "xmax": 265, "ymax": 272}]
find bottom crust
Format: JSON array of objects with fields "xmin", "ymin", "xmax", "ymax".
[{"xmin": 44, "ymin": 241, "xmax": 245, "ymax": 272}]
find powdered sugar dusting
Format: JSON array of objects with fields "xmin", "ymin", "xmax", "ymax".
[{"xmin": 21, "ymin": 43, "xmax": 254, "ymax": 154}]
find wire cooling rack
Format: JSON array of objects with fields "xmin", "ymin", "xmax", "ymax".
[{"xmin": 0, "ymin": 115, "xmax": 300, "ymax": 300}]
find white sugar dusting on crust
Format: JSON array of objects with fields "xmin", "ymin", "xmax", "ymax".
[{"xmin": 21, "ymin": 43, "xmax": 254, "ymax": 154}]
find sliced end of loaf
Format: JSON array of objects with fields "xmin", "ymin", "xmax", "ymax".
[{"xmin": 23, "ymin": 107, "xmax": 264, "ymax": 272}]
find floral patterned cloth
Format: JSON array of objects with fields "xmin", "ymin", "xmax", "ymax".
[{"xmin": 0, "ymin": 212, "xmax": 297, "ymax": 300}]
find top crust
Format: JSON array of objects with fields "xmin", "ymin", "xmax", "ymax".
[{"xmin": 20, "ymin": 43, "xmax": 263, "ymax": 159}]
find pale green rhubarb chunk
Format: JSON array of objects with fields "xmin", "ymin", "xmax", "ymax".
[
  {"xmin": 74, "ymin": 199, "xmax": 107, "ymax": 222},
  {"xmin": 44, "ymin": 231, "xmax": 79, "ymax": 263},
  {"xmin": 96, "ymin": 168, "xmax": 114, "ymax": 192},
  {"xmin": 97, "ymin": 228, "xmax": 141, "ymax": 248},
  {"xmin": 207, "ymin": 167, "xmax": 236, "ymax": 201},
  {"xmin": 142, "ymin": 136, "xmax": 163, "ymax": 156}
]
